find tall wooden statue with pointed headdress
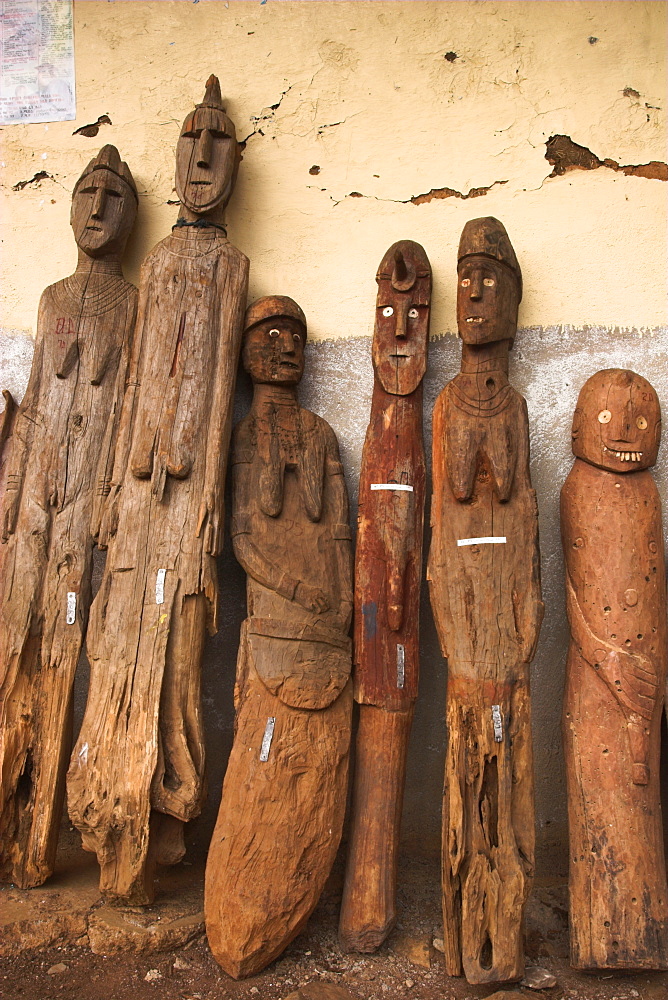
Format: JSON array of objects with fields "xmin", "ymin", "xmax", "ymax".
[
  {"xmin": 339, "ymin": 241, "xmax": 431, "ymax": 952},
  {"xmin": 428, "ymin": 218, "xmax": 543, "ymax": 983},
  {"xmin": 205, "ymin": 296, "xmax": 353, "ymax": 979},
  {"xmin": 67, "ymin": 78, "xmax": 249, "ymax": 904},
  {"xmin": 0, "ymin": 145, "xmax": 138, "ymax": 888},
  {"xmin": 562, "ymin": 369, "xmax": 668, "ymax": 969}
]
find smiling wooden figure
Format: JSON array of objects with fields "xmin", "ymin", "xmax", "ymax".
[
  {"xmin": 205, "ymin": 296, "xmax": 353, "ymax": 979},
  {"xmin": 561, "ymin": 369, "xmax": 668, "ymax": 969},
  {"xmin": 0, "ymin": 145, "xmax": 138, "ymax": 888},
  {"xmin": 67, "ymin": 78, "xmax": 249, "ymax": 903},
  {"xmin": 339, "ymin": 241, "xmax": 431, "ymax": 952},
  {"xmin": 428, "ymin": 217, "xmax": 543, "ymax": 984}
]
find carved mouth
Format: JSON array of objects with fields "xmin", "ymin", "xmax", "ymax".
[
  {"xmin": 390, "ymin": 353, "xmax": 410, "ymax": 358},
  {"xmin": 465, "ymin": 317, "xmax": 485, "ymax": 324},
  {"xmin": 86, "ymin": 225, "xmax": 102, "ymax": 231},
  {"xmin": 279, "ymin": 360, "xmax": 299, "ymax": 369},
  {"xmin": 603, "ymin": 445, "xmax": 643, "ymax": 461},
  {"xmin": 190, "ymin": 180, "xmax": 211, "ymax": 186}
]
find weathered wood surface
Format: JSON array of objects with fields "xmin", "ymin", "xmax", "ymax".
[
  {"xmin": 0, "ymin": 145, "xmax": 138, "ymax": 888},
  {"xmin": 205, "ymin": 296, "xmax": 353, "ymax": 979},
  {"xmin": 427, "ymin": 218, "xmax": 542, "ymax": 984},
  {"xmin": 339, "ymin": 241, "xmax": 430, "ymax": 952},
  {"xmin": 67, "ymin": 78, "xmax": 249, "ymax": 904},
  {"xmin": 561, "ymin": 368, "xmax": 668, "ymax": 970}
]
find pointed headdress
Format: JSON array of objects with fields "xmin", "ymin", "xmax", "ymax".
[{"xmin": 75, "ymin": 144, "xmax": 137, "ymax": 201}]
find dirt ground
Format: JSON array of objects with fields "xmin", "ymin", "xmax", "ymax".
[{"xmin": 2, "ymin": 852, "xmax": 667, "ymax": 1000}]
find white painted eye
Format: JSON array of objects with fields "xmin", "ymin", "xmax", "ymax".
[
  {"xmin": 483, "ymin": 277, "xmax": 495, "ymax": 287},
  {"xmin": 460, "ymin": 278, "xmax": 471, "ymax": 287},
  {"xmin": 293, "ymin": 333, "xmax": 301, "ymax": 344},
  {"xmin": 408, "ymin": 307, "xmax": 419, "ymax": 319},
  {"xmin": 598, "ymin": 409, "xmax": 612, "ymax": 424},
  {"xmin": 382, "ymin": 306, "xmax": 394, "ymax": 317},
  {"xmin": 269, "ymin": 328, "xmax": 279, "ymax": 339},
  {"xmin": 637, "ymin": 415, "xmax": 647, "ymax": 429}
]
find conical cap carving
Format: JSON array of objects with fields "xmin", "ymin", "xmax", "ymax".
[
  {"xmin": 76, "ymin": 144, "xmax": 137, "ymax": 200},
  {"xmin": 458, "ymin": 217, "xmax": 521, "ymax": 297},
  {"xmin": 199, "ymin": 74, "xmax": 225, "ymax": 111}
]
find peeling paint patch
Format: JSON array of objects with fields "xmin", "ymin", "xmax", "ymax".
[
  {"xmin": 546, "ymin": 135, "xmax": 668, "ymax": 181},
  {"xmin": 12, "ymin": 171, "xmax": 53, "ymax": 191},
  {"xmin": 73, "ymin": 114, "xmax": 112, "ymax": 138},
  {"xmin": 410, "ymin": 179, "xmax": 508, "ymax": 204}
]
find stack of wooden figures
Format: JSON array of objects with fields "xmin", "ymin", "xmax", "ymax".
[{"xmin": 1, "ymin": 78, "xmax": 666, "ymax": 986}]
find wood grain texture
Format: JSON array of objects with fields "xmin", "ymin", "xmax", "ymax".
[
  {"xmin": 205, "ymin": 298, "xmax": 353, "ymax": 979},
  {"xmin": 339, "ymin": 241, "xmax": 430, "ymax": 952},
  {"xmin": 561, "ymin": 368, "xmax": 668, "ymax": 970},
  {"xmin": 427, "ymin": 218, "xmax": 542, "ymax": 984},
  {"xmin": 67, "ymin": 80, "xmax": 249, "ymax": 904},
  {"xmin": 0, "ymin": 146, "xmax": 138, "ymax": 888}
]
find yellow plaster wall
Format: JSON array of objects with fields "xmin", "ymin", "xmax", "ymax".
[{"xmin": 1, "ymin": 0, "xmax": 666, "ymax": 342}]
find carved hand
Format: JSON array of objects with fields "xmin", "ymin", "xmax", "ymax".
[
  {"xmin": 386, "ymin": 569, "xmax": 404, "ymax": 632},
  {"xmin": 295, "ymin": 582, "xmax": 330, "ymax": 614},
  {"xmin": 0, "ymin": 479, "xmax": 20, "ymax": 541},
  {"xmin": 98, "ymin": 483, "xmax": 122, "ymax": 550},
  {"xmin": 596, "ymin": 648, "xmax": 658, "ymax": 722},
  {"xmin": 197, "ymin": 487, "xmax": 224, "ymax": 557}
]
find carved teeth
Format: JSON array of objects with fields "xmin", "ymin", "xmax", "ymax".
[
  {"xmin": 466, "ymin": 317, "xmax": 484, "ymax": 324},
  {"xmin": 611, "ymin": 450, "xmax": 642, "ymax": 461}
]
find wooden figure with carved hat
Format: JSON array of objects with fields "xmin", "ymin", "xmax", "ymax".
[
  {"xmin": 67, "ymin": 78, "xmax": 249, "ymax": 904},
  {"xmin": 427, "ymin": 217, "xmax": 543, "ymax": 984},
  {"xmin": 561, "ymin": 368, "xmax": 668, "ymax": 969},
  {"xmin": 0, "ymin": 145, "xmax": 138, "ymax": 888},
  {"xmin": 339, "ymin": 241, "xmax": 431, "ymax": 953},
  {"xmin": 205, "ymin": 295, "xmax": 353, "ymax": 979}
]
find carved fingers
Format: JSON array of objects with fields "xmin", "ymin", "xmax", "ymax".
[
  {"xmin": 0, "ymin": 484, "xmax": 20, "ymax": 541},
  {"xmin": 596, "ymin": 648, "xmax": 658, "ymax": 721},
  {"xmin": 197, "ymin": 489, "xmax": 224, "ymax": 557},
  {"xmin": 295, "ymin": 582, "xmax": 330, "ymax": 614}
]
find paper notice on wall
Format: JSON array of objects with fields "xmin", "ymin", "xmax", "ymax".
[{"xmin": 0, "ymin": 0, "xmax": 75, "ymax": 125}]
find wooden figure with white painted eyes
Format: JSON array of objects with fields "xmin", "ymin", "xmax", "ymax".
[
  {"xmin": 561, "ymin": 368, "xmax": 668, "ymax": 970},
  {"xmin": 67, "ymin": 78, "xmax": 249, "ymax": 904},
  {"xmin": 339, "ymin": 241, "xmax": 431, "ymax": 953},
  {"xmin": 0, "ymin": 145, "xmax": 138, "ymax": 889},
  {"xmin": 205, "ymin": 297, "xmax": 353, "ymax": 979},
  {"xmin": 427, "ymin": 217, "xmax": 543, "ymax": 984}
]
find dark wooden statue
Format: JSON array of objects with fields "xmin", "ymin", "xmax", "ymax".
[
  {"xmin": 205, "ymin": 296, "xmax": 353, "ymax": 979},
  {"xmin": 0, "ymin": 145, "xmax": 138, "ymax": 888},
  {"xmin": 561, "ymin": 369, "xmax": 668, "ymax": 969},
  {"xmin": 67, "ymin": 78, "xmax": 249, "ymax": 903},
  {"xmin": 427, "ymin": 218, "xmax": 543, "ymax": 983},
  {"xmin": 339, "ymin": 241, "xmax": 431, "ymax": 952}
]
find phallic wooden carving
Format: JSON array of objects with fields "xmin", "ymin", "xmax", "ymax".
[
  {"xmin": 0, "ymin": 145, "xmax": 138, "ymax": 888},
  {"xmin": 427, "ymin": 218, "xmax": 543, "ymax": 983},
  {"xmin": 339, "ymin": 241, "xmax": 431, "ymax": 952},
  {"xmin": 561, "ymin": 369, "xmax": 668, "ymax": 969},
  {"xmin": 67, "ymin": 78, "xmax": 249, "ymax": 904},
  {"xmin": 205, "ymin": 296, "xmax": 353, "ymax": 979}
]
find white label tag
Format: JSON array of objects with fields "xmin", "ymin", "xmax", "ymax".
[
  {"xmin": 396, "ymin": 644, "xmax": 405, "ymax": 689},
  {"xmin": 66, "ymin": 592, "xmax": 76, "ymax": 625},
  {"xmin": 457, "ymin": 536, "xmax": 507, "ymax": 547},
  {"xmin": 260, "ymin": 717, "xmax": 276, "ymax": 761},
  {"xmin": 370, "ymin": 483, "xmax": 413, "ymax": 492},
  {"xmin": 155, "ymin": 568, "xmax": 166, "ymax": 605},
  {"xmin": 492, "ymin": 704, "xmax": 503, "ymax": 742}
]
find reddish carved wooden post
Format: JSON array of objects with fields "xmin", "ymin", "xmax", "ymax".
[
  {"xmin": 67, "ymin": 78, "xmax": 249, "ymax": 904},
  {"xmin": 427, "ymin": 218, "xmax": 543, "ymax": 983},
  {"xmin": 561, "ymin": 369, "xmax": 668, "ymax": 969},
  {"xmin": 205, "ymin": 296, "xmax": 353, "ymax": 979},
  {"xmin": 339, "ymin": 241, "xmax": 431, "ymax": 952},
  {"xmin": 0, "ymin": 145, "xmax": 138, "ymax": 888}
]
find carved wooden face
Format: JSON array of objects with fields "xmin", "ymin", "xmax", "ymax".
[
  {"xmin": 572, "ymin": 369, "xmax": 661, "ymax": 472},
  {"xmin": 372, "ymin": 244, "xmax": 431, "ymax": 396},
  {"xmin": 457, "ymin": 256, "xmax": 519, "ymax": 345},
  {"xmin": 70, "ymin": 168, "xmax": 136, "ymax": 257},
  {"xmin": 175, "ymin": 105, "xmax": 238, "ymax": 214},
  {"xmin": 243, "ymin": 317, "xmax": 306, "ymax": 386}
]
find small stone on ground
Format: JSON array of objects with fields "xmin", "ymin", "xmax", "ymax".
[
  {"xmin": 390, "ymin": 928, "xmax": 432, "ymax": 968},
  {"xmin": 47, "ymin": 962, "xmax": 68, "ymax": 975},
  {"xmin": 522, "ymin": 965, "xmax": 558, "ymax": 989}
]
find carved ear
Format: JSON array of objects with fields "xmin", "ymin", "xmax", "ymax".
[{"xmin": 571, "ymin": 408, "xmax": 582, "ymax": 440}]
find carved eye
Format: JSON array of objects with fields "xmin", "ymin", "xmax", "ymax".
[
  {"xmin": 483, "ymin": 277, "xmax": 495, "ymax": 287},
  {"xmin": 460, "ymin": 278, "xmax": 471, "ymax": 287},
  {"xmin": 382, "ymin": 306, "xmax": 394, "ymax": 317},
  {"xmin": 637, "ymin": 415, "xmax": 647, "ymax": 429},
  {"xmin": 598, "ymin": 409, "xmax": 612, "ymax": 424},
  {"xmin": 293, "ymin": 333, "xmax": 301, "ymax": 344},
  {"xmin": 408, "ymin": 307, "xmax": 419, "ymax": 319},
  {"xmin": 269, "ymin": 328, "xmax": 280, "ymax": 339}
]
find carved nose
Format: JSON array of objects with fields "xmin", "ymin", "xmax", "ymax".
[
  {"xmin": 469, "ymin": 271, "xmax": 484, "ymax": 300},
  {"xmin": 91, "ymin": 187, "xmax": 106, "ymax": 219},
  {"xmin": 394, "ymin": 299, "xmax": 409, "ymax": 338},
  {"xmin": 279, "ymin": 329, "xmax": 295, "ymax": 353},
  {"xmin": 196, "ymin": 129, "xmax": 212, "ymax": 168}
]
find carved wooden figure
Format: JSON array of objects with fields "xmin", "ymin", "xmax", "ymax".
[
  {"xmin": 205, "ymin": 296, "xmax": 353, "ymax": 979},
  {"xmin": 561, "ymin": 369, "xmax": 668, "ymax": 969},
  {"xmin": 339, "ymin": 241, "xmax": 431, "ymax": 952},
  {"xmin": 0, "ymin": 146, "xmax": 138, "ymax": 888},
  {"xmin": 67, "ymin": 78, "xmax": 249, "ymax": 904},
  {"xmin": 427, "ymin": 218, "xmax": 543, "ymax": 984}
]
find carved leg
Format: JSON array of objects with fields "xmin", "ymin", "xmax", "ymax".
[{"xmin": 339, "ymin": 704, "xmax": 413, "ymax": 951}]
